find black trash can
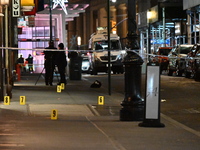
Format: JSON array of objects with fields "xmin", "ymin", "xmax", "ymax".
[{"xmin": 69, "ymin": 53, "xmax": 82, "ymax": 80}]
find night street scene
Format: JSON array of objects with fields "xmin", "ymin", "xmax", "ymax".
[{"xmin": 0, "ymin": 0, "xmax": 199, "ymax": 149}]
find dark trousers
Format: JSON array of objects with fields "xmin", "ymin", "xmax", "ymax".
[
  {"xmin": 57, "ymin": 65, "xmax": 66, "ymax": 84},
  {"xmin": 45, "ymin": 63, "xmax": 54, "ymax": 85},
  {"xmin": 28, "ymin": 64, "xmax": 33, "ymax": 72}
]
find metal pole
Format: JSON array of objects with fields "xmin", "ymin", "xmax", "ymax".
[
  {"xmin": 107, "ymin": 0, "xmax": 111, "ymax": 95},
  {"xmin": 162, "ymin": 7, "xmax": 166, "ymax": 47},
  {"xmin": 148, "ymin": 23, "xmax": 151, "ymax": 57},
  {"xmin": 5, "ymin": 5, "xmax": 9, "ymax": 85},
  {"xmin": 0, "ymin": 13, "xmax": 3, "ymax": 100},
  {"xmin": 49, "ymin": 0, "xmax": 53, "ymax": 41},
  {"xmin": 120, "ymin": 0, "xmax": 144, "ymax": 121}
]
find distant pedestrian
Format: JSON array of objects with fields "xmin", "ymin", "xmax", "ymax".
[
  {"xmin": 17, "ymin": 55, "xmax": 25, "ymax": 72},
  {"xmin": 44, "ymin": 41, "xmax": 57, "ymax": 86},
  {"xmin": 17, "ymin": 55, "xmax": 24, "ymax": 64},
  {"xmin": 55, "ymin": 43, "xmax": 67, "ymax": 85},
  {"xmin": 26, "ymin": 54, "xmax": 33, "ymax": 73}
]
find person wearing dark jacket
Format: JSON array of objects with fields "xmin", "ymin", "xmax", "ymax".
[
  {"xmin": 55, "ymin": 43, "xmax": 67, "ymax": 85},
  {"xmin": 26, "ymin": 54, "xmax": 33, "ymax": 73},
  {"xmin": 44, "ymin": 41, "xmax": 57, "ymax": 86}
]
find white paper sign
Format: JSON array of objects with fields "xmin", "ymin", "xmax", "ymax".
[
  {"xmin": 146, "ymin": 66, "xmax": 160, "ymax": 119},
  {"xmin": 13, "ymin": 0, "xmax": 20, "ymax": 17}
]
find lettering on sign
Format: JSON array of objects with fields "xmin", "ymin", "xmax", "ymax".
[
  {"xmin": 51, "ymin": 109, "xmax": 58, "ymax": 120},
  {"xmin": 98, "ymin": 96, "xmax": 104, "ymax": 105},
  {"xmin": 4, "ymin": 96, "xmax": 10, "ymax": 105},
  {"xmin": 13, "ymin": 0, "xmax": 20, "ymax": 17},
  {"xmin": 61, "ymin": 83, "xmax": 65, "ymax": 90},
  {"xmin": 57, "ymin": 85, "xmax": 61, "ymax": 93},
  {"xmin": 20, "ymin": 96, "xmax": 26, "ymax": 105}
]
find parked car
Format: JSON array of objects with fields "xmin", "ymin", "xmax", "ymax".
[
  {"xmin": 184, "ymin": 44, "xmax": 200, "ymax": 78},
  {"xmin": 155, "ymin": 47, "xmax": 173, "ymax": 74},
  {"xmin": 168, "ymin": 44, "xmax": 193, "ymax": 76},
  {"xmin": 193, "ymin": 45, "xmax": 200, "ymax": 81},
  {"xmin": 81, "ymin": 54, "xmax": 92, "ymax": 74}
]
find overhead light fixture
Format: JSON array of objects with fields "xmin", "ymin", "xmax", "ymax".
[
  {"xmin": 77, "ymin": 36, "xmax": 81, "ymax": 46},
  {"xmin": 0, "ymin": 0, "xmax": 9, "ymax": 5},
  {"xmin": 21, "ymin": 6, "xmax": 34, "ymax": 11}
]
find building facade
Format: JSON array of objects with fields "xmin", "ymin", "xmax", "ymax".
[
  {"xmin": 183, "ymin": 0, "xmax": 200, "ymax": 44},
  {"xmin": 1, "ymin": 0, "xmax": 200, "ymax": 97},
  {"xmin": 68, "ymin": 0, "xmax": 200, "ymax": 54}
]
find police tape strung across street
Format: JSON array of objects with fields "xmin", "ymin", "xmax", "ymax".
[{"xmin": 1, "ymin": 46, "xmax": 200, "ymax": 61}]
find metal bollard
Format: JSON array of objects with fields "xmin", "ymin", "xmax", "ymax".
[{"xmin": 120, "ymin": 51, "xmax": 144, "ymax": 121}]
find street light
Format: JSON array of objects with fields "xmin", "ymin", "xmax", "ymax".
[
  {"xmin": 0, "ymin": 0, "xmax": 10, "ymax": 97},
  {"xmin": 77, "ymin": 36, "xmax": 81, "ymax": 51},
  {"xmin": 147, "ymin": 9, "xmax": 152, "ymax": 58},
  {"xmin": 77, "ymin": 36, "xmax": 81, "ymax": 49},
  {"xmin": 107, "ymin": 0, "xmax": 116, "ymax": 95},
  {"xmin": 49, "ymin": 0, "xmax": 53, "ymax": 41},
  {"xmin": 111, "ymin": 0, "xmax": 116, "ymax": 2},
  {"xmin": 107, "ymin": 0, "xmax": 111, "ymax": 95},
  {"xmin": 119, "ymin": 0, "xmax": 144, "ymax": 121},
  {"xmin": 0, "ymin": 0, "xmax": 9, "ymax": 47},
  {"xmin": 147, "ymin": 7, "xmax": 158, "ymax": 55},
  {"xmin": 0, "ymin": 3, "xmax": 4, "ymax": 100}
]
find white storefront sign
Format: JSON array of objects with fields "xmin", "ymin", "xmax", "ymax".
[{"xmin": 13, "ymin": 0, "xmax": 20, "ymax": 17}]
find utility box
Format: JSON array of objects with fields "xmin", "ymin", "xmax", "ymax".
[{"xmin": 69, "ymin": 56, "xmax": 82, "ymax": 80}]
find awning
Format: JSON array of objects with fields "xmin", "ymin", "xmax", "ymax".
[
  {"xmin": 21, "ymin": 0, "xmax": 35, "ymax": 6},
  {"xmin": 37, "ymin": 3, "xmax": 89, "ymax": 22}
]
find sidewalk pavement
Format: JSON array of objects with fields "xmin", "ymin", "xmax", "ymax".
[{"xmin": 0, "ymin": 73, "xmax": 199, "ymax": 150}]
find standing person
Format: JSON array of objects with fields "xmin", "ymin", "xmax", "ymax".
[
  {"xmin": 17, "ymin": 55, "xmax": 24, "ymax": 64},
  {"xmin": 55, "ymin": 43, "xmax": 67, "ymax": 85},
  {"xmin": 26, "ymin": 54, "xmax": 33, "ymax": 73},
  {"xmin": 17, "ymin": 55, "xmax": 25, "ymax": 72},
  {"xmin": 44, "ymin": 41, "xmax": 57, "ymax": 86}
]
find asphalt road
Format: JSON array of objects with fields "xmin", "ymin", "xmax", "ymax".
[
  {"xmin": 82, "ymin": 72, "xmax": 200, "ymax": 132},
  {"xmin": 0, "ymin": 72, "xmax": 199, "ymax": 150}
]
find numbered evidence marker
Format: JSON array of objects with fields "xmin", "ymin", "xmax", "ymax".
[
  {"xmin": 4, "ymin": 96, "xmax": 10, "ymax": 105},
  {"xmin": 51, "ymin": 109, "xmax": 58, "ymax": 120},
  {"xmin": 20, "ymin": 96, "xmax": 26, "ymax": 105},
  {"xmin": 57, "ymin": 85, "xmax": 61, "ymax": 93},
  {"xmin": 98, "ymin": 96, "xmax": 104, "ymax": 105},
  {"xmin": 61, "ymin": 83, "xmax": 65, "ymax": 90}
]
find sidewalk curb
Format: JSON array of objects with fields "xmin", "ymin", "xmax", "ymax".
[{"xmin": 161, "ymin": 113, "xmax": 200, "ymax": 137}]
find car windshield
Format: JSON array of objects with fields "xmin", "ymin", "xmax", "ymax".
[
  {"xmin": 196, "ymin": 50, "xmax": 200, "ymax": 56},
  {"xmin": 179, "ymin": 46, "xmax": 192, "ymax": 54},
  {"xmin": 82, "ymin": 59, "xmax": 89, "ymax": 62},
  {"xmin": 159, "ymin": 49, "xmax": 172, "ymax": 56},
  {"xmin": 94, "ymin": 40, "xmax": 120, "ymax": 51}
]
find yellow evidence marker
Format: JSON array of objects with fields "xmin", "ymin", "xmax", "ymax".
[
  {"xmin": 61, "ymin": 83, "xmax": 65, "ymax": 90},
  {"xmin": 57, "ymin": 85, "xmax": 61, "ymax": 93},
  {"xmin": 4, "ymin": 96, "xmax": 10, "ymax": 105},
  {"xmin": 51, "ymin": 109, "xmax": 58, "ymax": 120},
  {"xmin": 98, "ymin": 96, "xmax": 104, "ymax": 105},
  {"xmin": 20, "ymin": 96, "xmax": 26, "ymax": 105}
]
